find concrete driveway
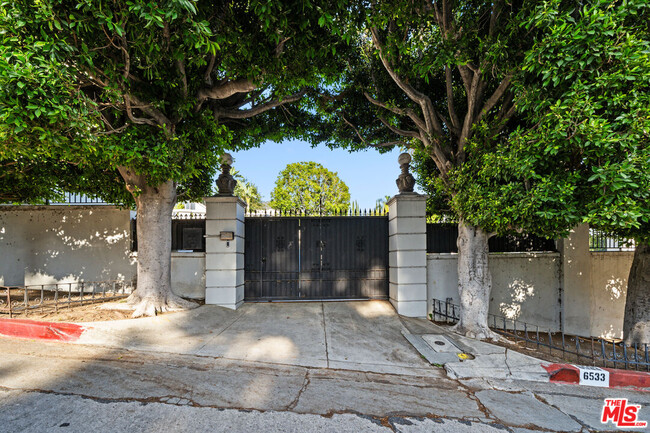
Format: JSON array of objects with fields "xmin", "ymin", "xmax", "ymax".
[{"xmin": 77, "ymin": 300, "xmax": 437, "ymax": 376}]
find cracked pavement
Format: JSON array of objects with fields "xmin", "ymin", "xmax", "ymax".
[{"xmin": 1, "ymin": 337, "xmax": 648, "ymax": 432}]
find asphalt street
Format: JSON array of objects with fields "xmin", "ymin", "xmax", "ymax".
[{"xmin": 1, "ymin": 337, "xmax": 648, "ymax": 432}]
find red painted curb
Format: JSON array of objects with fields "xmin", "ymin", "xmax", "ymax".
[
  {"xmin": 0, "ymin": 318, "xmax": 86, "ymax": 342},
  {"xmin": 543, "ymin": 363, "xmax": 650, "ymax": 391}
]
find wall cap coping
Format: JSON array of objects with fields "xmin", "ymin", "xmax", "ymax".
[
  {"xmin": 131, "ymin": 251, "xmax": 206, "ymax": 258},
  {"xmin": 203, "ymin": 196, "xmax": 247, "ymax": 207},
  {"xmin": 387, "ymin": 193, "xmax": 428, "ymax": 206},
  {"xmin": 427, "ymin": 251, "xmax": 560, "ymax": 259},
  {"xmin": 590, "ymin": 251, "xmax": 635, "ymax": 256},
  {"xmin": 171, "ymin": 252, "xmax": 206, "ymax": 257},
  {"xmin": 0, "ymin": 204, "xmax": 123, "ymax": 211}
]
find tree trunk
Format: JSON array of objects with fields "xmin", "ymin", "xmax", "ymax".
[
  {"xmin": 452, "ymin": 219, "xmax": 500, "ymax": 340},
  {"xmin": 623, "ymin": 242, "xmax": 650, "ymax": 345},
  {"xmin": 118, "ymin": 167, "xmax": 197, "ymax": 317}
]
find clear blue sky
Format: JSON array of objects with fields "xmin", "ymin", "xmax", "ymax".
[{"xmin": 230, "ymin": 140, "xmax": 422, "ymax": 209}]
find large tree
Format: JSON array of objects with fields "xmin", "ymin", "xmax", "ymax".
[
  {"xmin": 321, "ymin": 0, "xmax": 535, "ymax": 339},
  {"xmin": 445, "ymin": 0, "xmax": 650, "ymax": 343},
  {"xmin": 270, "ymin": 161, "xmax": 350, "ymax": 214},
  {"xmin": 0, "ymin": 0, "xmax": 348, "ymax": 316}
]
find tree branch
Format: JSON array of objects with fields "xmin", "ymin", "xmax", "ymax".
[
  {"xmin": 370, "ymin": 27, "xmax": 444, "ymax": 138},
  {"xmin": 204, "ymin": 54, "xmax": 216, "ymax": 86},
  {"xmin": 489, "ymin": 0, "xmax": 503, "ymax": 37},
  {"xmin": 379, "ymin": 117, "xmax": 420, "ymax": 138},
  {"xmin": 457, "ymin": 65, "xmax": 472, "ymax": 94},
  {"xmin": 124, "ymin": 95, "xmax": 156, "ymax": 127},
  {"xmin": 363, "ymin": 91, "xmax": 405, "ymax": 116},
  {"xmin": 196, "ymin": 78, "xmax": 256, "ymax": 111},
  {"xmin": 445, "ymin": 66, "xmax": 461, "ymax": 132},
  {"xmin": 341, "ymin": 114, "xmax": 368, "ymax": 145},
  {"xmin": 214, "ymin": 90, "xmax": 305, "ymax": 120},
  {"xmin": 475, "ymin": 73, "xmax": 512, "ymax": 125},
  {"xmin": 370, "ymin": 28, "xmax": 428, "ymax": 105},
  {"xmin": 176, "ymin": 59, "xmax": 188, "ymax": 100},
  {"xmin": 363, "ymin": 91, "xmax": 428, "ymax": 132},
  {"xmin": 125, "ymin": 93, "xmax": 173, "ymax": 134},
  {"xmin": 457, "ymin": 69, "xmax": 481, "ymax": 162},
  {"xmin": 341, "ymin": 114, "xmax": 403, "ymax": 148},
  {"xmin": 275, "ymin": 37, "xmax": 291, "ymax": 57}
]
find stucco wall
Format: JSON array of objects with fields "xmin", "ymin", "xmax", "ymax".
[
  {"xmin": 0, "ymin": 206, "xmax": 206, "ymax": 300},
  {"xmin": 589, "ymin": 251, "xmax": 634, "ymax": 339},
  {"xmin": 170, "ymin": 252, "xmax": 205, "ymax": 299},
  {"xmin": 427, "ymin": 252, "xmax": 562, "ymax": 331},
  {"xmin": 427, "ymin": 246, "xmax": 635, "ymax": 338},
  {"xmin": 0, "ymin": 206, "xmax": 136, "ymax": 287}
]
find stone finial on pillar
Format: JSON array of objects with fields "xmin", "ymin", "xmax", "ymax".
[
  {"xmin": 216, "ymin": 153, "xmax": 237, "ymax": 196},
  {"xmin": 396, "ymin": 152, "xmax": 415, "ymax": 193}
]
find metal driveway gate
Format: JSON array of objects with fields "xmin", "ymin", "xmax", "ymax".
[{"xmin": 244, "ymin": 216, "xmax": 388, "ymax": 300}]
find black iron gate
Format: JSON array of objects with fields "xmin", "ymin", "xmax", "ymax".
[{"xmin": 244, "ymin": 216, "xmax": 388, "ymax": 300}]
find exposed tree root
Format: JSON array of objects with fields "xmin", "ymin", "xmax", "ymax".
[
  {"xmin": 125, "ymin": 292, "xmax": 198, "ymax": 318},
  {"xmin": 450, "ymin": 323, "xmax": 506, "ymax": 343}
]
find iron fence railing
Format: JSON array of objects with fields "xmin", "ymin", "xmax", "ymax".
[
  {"xmin": 589, "ymin": 229, "xmax": 635, "ymax": 252},
  {"xmin": 46, "ymin": 193, "xmax": 109, "ymax": 205},
  {"xmin": 431, "ymin": 298, "xmax": 649, "ymax": 371},
  {"xmin": 245, "ymin": 208, "xmax": 388, "ymax": 217},
  {"xmin": 426, "ymin": 224, "xmax": 557, "ymax": 253},
  {"xmin": 172, "ymin": 213, "xmax": 206, "ymax": 220},
  {"xmin": 131, "ymin": 214, "xmax": 207, "ymax": 252},
  {"xmin": 1, "ymin": 281, "xmax": 131, "ymax": 318}
]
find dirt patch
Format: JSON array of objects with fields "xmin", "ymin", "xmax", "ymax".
[
  {"xmin": 2, "ymin": 302, "xmax": 134, "ymax": 322},
  {"xmin": 2, "ymin": 297, "xmax": 206, "ymax": 323}
]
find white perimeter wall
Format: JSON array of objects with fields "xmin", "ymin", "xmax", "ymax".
[
  {"xmin": 427, "ymin": 252, "xmax": 561, "ymax": 331},
  {"xmin": 0, "ymin": 206, "xmax": 205, "ymax": 299},
  {"xmin": 590, "ymin": 251, "xmax": 634, "ymax": 339},
  {"xmin": 427, "ymin": 246, "xmax": 634, "ymax": 338}
]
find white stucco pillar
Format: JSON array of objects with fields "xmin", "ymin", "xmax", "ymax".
[
  {"xmin": 204, "ymin": 196, "xmax": 246, "ymax": 309},
  {"xmin": 388, "ymin": 193, "xmax": 428, "ymax": 317}
]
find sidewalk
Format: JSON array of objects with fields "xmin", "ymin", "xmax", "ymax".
[{"xmin": 1, "ymin": 300, "xmax": 648, "ymax": 391}]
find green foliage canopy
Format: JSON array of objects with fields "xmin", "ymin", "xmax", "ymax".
[
  {"xmin": 270, "ymin": 161, "xmax": 350, "ymax": 214},
  {"xmin": 317, "ymin": 0, "xmax": 534, "ymax": 219},
  {"xmin": 449, "ymin": 0, "xmax": 650, "ymax": 241},
  {"xmin": 0, "ymin": 0, "xmax": 350, "ymax": 203}
]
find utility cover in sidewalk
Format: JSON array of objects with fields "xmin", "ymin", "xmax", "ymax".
[
  {"xmin": 402, "ymin": 332, "xmax": 469, "ymax": 366},
  {"xmin": 422, "ymin": 335, "xmax": 462, "ymax": 353}
]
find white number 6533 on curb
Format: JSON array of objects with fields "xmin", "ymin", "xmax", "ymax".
[{"xmin": 574, "ymin": 365, "xmax": 610, "ymax": 387}]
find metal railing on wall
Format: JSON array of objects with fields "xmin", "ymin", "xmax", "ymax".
[
  {"xmin": 45, "ymin": 193, "xmax": 109, "ymax": 205},
  {"xmin": 426, "ymin": 223, "xmax": 557, "ymax": 253},
  {"xmin": 245, "ymin": 208, "xmax": 388, "ymax": 217},
  {"xmin": 1, "ymin": 281, "xmax": 131, "ymax": 317},
  {"xmin": 589, "ymin": 229, "xmax": 635, "ymax": 252},
  {"xmin": 431, "ymin": 298, "xmax": 649, "ymax": 371},
  {"xmin": 131, "ymin": 213, "xmax": 206, "ymax": 252}
]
